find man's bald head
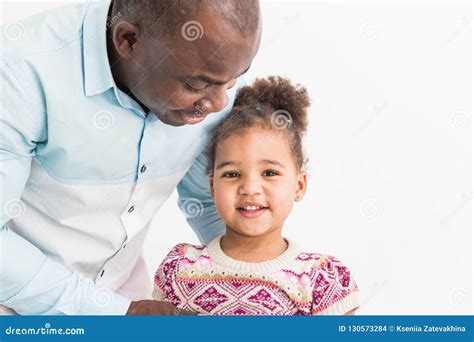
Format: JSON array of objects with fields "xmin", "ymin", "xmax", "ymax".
[{"xmin": 111, "ymin": 0, "xmax": 260, "ymax": 38}]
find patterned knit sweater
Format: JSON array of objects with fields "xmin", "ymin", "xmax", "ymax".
[{"xmin": 153, "ymin": 236, "xmax": 359, "ymax": 315}]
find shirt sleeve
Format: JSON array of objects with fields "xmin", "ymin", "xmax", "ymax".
[
  {"xmin": 311, "ymin": 256, "xmax": 360, "ymax": 315},
  {"xmin": 176, "ymin": 152, "xmax": 226, "ymax": 245},
  {"xmin": 0, "ymin": 56, "xmax": 131, "ymax": 315}
]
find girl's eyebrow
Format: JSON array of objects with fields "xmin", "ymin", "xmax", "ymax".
[
  {"xmin": 215, "ymin": 160, "xmax": 286, "ymax": 170},
  {"xmin": 260, "ymin": 159, "xmax": 286, "ymax": 169},
  {"xmin": 216, "ymin": 161, "xmax": 238, "ymax": 170}
]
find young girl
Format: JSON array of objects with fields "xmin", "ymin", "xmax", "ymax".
[{"xmin": 153, "ymin": 76, "xmax": 359, "ymax": 315}]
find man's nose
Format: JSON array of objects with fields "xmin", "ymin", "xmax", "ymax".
[{"xmin": 208, "ymin": 87, "xmax": 229, "ymax": 113}]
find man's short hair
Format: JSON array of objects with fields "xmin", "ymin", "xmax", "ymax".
[{"xmin": 111, "ymin": 0, "xmax": 260, "ymax": 38}]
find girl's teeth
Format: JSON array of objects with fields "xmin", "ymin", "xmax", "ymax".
[{"xmin": 242, "ymin": 206, "xmax": 262, "ymax": 211}]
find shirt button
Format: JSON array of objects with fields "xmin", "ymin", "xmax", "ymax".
[
  {"xmin": 140, "ymin": 165, "xmax": 147, "ymax": 173},
  {"xmin": 123, "ymin": 244, "xmax": 126, "ymax": 249},
  {"xmin": 100, "ymin": 270, "xmax": 105, "ymax": 277},
  {"xmin": 128, "ymin": 206, "xmax": 135, "ymax": 213}
]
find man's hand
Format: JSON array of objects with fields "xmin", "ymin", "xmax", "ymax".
[{"xmin": 126, "ymin": 300, "xmax": 198, "ymax": 316}]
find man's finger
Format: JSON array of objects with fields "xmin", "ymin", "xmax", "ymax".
[{"xmin": 174, "ymin": 307, "xmax": 199, "ymax": 316}]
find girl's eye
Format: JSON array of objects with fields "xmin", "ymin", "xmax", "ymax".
[
  {"xmin": 223, "ymin": 172, "xmax": 240, "ymax": 178},
  {"xmin": 263, "ymin": 170, "xmax": 280, "ymax": 177}
]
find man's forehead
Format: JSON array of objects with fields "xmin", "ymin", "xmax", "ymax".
[
  {"xmin": 165, "ymin": 5, "xmax": 258, "ymax": 64},
  {"xmin": 164, "ymin": 32, "xmax": 256, "ymax": 80}
]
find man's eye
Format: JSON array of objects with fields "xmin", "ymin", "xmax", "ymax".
[
  {"xmin": 263, "ymin": 170, "xmax": 279, "ymax": 177},
  {"xmin": 227, "ymin": 79, "xmax": 237, "ymax": 90},
  {"xmin": 185, "ymin": 82, "xmax": 208, "ymax": 92},
  {"xmin": 223, "ymin": 172, "xmax": 239, "ymax": 178}
]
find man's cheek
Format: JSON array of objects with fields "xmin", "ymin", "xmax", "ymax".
[
  {"xmin": 145, "ymin": 83, "xmax": 180, "ymax": 109},
  {"xmin": 171, "ymin": 90, "xmax": 203, "ymax": 108}
]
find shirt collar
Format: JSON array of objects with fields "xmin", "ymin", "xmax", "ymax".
[{"xmin": 82, "ymin": 0, "xmax": 115, "ymax": 97}]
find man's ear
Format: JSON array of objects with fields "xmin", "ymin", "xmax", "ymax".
[
  {"xmin": 209, "ymin": 175, "xmax": 215, "ymax": 199},
  {"xmin": 111, "ymin": 21, "xmax": 142, "ymax": 59},
  {"xmin": 294, "ymin": 171, "xmax": 308, "ymax": 202}
]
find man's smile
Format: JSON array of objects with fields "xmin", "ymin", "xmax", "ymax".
[{"xmin": 178, "ymin": 110, "xmax": 208, "ymax": 124}]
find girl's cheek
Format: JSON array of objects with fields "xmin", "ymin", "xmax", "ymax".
[{"xmin": 215, "ymin": 184, "xmax": 234, "ymax": 207}]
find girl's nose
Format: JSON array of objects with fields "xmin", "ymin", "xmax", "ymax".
[{"xmin": 238, "ymin": 175, "xmax": 262, "ymax": 196}]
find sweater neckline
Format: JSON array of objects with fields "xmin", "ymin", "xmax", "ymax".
[{"xmin": 206, "ymin": 235, "xmax": 301, "ymax": 272}]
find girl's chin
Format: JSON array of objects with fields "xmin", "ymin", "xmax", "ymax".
[{"xmin": 226, "ymin": 224, "xmax": 277, "ymax": 239}]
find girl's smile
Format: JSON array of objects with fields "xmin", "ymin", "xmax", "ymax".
[{"xmin": 237, "ymin": 201, "xmax": 269, "ymax": 218}]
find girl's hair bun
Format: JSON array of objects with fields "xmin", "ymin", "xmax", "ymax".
[
  {"xmin": 234, "ymin": 76, "xmax": 310, "ymax": 133},
  {"xmin": 204, "ymin": 76, "xmax": 311, "ymax": 174}
]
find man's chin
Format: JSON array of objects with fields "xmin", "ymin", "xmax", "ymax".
[
  {"xmin": 154, "ymin": 111, "xmax": 206, "ymax": 126},
  {"xmin": 152, "ymin": 111, "xmax": 184, "ymax": 127}
]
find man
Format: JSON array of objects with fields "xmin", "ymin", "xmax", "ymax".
[{"xmin": 0, "ymin": 0, "xmax": 261, "ymax": 315}]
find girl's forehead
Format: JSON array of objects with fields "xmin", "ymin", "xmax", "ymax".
[
  {"xmin": 216, "ymin": 128, "xmax": 293, "ymax": 160},
  {"xmin": 222, "ymin": 127, "xmax": 286, "ymax": 146}
]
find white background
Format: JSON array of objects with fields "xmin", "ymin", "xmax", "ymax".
[{"xmin": 1, "ymin": 0, "xmax": 472, "ymax": 314}]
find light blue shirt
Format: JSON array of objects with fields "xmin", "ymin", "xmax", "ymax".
[{"xmin": 0, "ymin": 0, "xmax": 241, "ymax": 315}]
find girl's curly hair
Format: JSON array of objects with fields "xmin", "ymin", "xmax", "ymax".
[{"xmin": 205, "ymin": 76, "xmax": 311, "ymax": 174}]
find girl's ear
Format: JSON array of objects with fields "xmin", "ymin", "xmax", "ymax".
[
  {"xmin": 209, "ymin": 175, "xmax": 215, "ymax": 199},
  {"xmin": 294, "ymin": 171, "xmax": 308, "ymax": 202}
]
